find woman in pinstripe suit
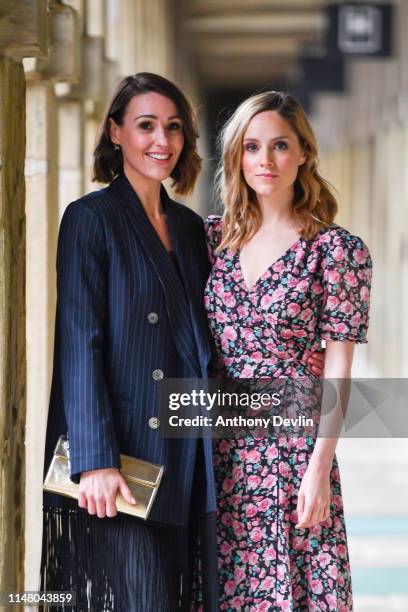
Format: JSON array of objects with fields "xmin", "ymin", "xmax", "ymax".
[{"xmin": 41, "ymin": 73, "xmax": 219, "ymax": 612}]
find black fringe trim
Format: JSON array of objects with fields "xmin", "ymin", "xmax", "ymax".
[{"xmin": 40, "ymin": 507, "xmax": 189, "ymax": 612}]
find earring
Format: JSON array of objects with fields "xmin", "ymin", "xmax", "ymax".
[{"xmin": 114, "ymin": 144, "xmax": 120, "ymax": 151}]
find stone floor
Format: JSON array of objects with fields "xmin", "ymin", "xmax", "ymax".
[{"xmin": 337, "ymin": 438, "xmax": 408, "ymax": 611}]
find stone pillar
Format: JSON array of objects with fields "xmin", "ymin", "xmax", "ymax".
[
  {"xmin": 0, "ymin": 0, "xmax": 49, "ymax": 594},
  {"xmin": 57, "ymin": 98, "xmax": 85, "ymax": 217},
  {"xmin": 0, "ymin": 53, "xmax": 27, "ymax": 599},
  {"xmin": 23, "ymin": 0, "xmax": 82, "ymax": 590},
  {"xmin": 24, "ymin": 76, "xmax": 59, "ymax": 590}
]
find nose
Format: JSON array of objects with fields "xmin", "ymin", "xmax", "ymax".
[
  {"xmin": 260, "ymin": 152, "xmax": 275, "ymax": 167},
  {"xmin": 155, "ymin": 127, "xmax": 169, "ymax": 147}
]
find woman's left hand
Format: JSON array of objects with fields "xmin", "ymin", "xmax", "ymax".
[
  {"xmin": 306, "ymin": 351, "xmax": 325, "ymax": 376},
  {"xmin": 296, "ymin": 463, "xmax": 331, "ymax": 529}
]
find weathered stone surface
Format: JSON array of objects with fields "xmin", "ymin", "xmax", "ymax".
[
  {"xmin": 0, "ymin": 56, "xmax": 26, "ymax": 593},
  {"xmin": 0, "ymin": 0, "xmax": 48, "ymax": 61},
  {"xmin": 36, "ymin": 0, "xmax": 81, "ymax": 83}
]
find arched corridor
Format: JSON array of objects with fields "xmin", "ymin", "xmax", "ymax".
[{"xmin": 1, "ymin": 1, "xmax": 407, "ymax": 609}]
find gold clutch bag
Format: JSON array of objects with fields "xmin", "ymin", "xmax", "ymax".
[{"xmin": 43, "ymin": 436, "xmax": 164, "ymax": 520}]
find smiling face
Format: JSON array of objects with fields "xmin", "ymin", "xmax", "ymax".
[
  {"xmin": 109, "ymin": 91, "xmax": 184, "ymax": 185},
  {"xmin": 241, "ymin": 110, "xmax": 306, "ymax": 201}
]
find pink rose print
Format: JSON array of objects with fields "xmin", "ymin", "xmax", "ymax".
[
  {"xmin": 259, "ymin": 498, "xmax": 272, "ymax": 512},
  {"xmin": 327, "ymin": 270, "xmax": 340, "ymax": 284},
  {"xmin": 232, "ymin": 520, "xmax": 245, "ymax": 537},
  {"xmin": 221, "ymin": 512, "xmax": 232, "ymax": 526},
  {"xmin": 287, "ymin": 302, "xmax": 301, "ymax": 317},
  {"xmin": 351, "ymin": 313, "xmax": 362, "ymax": 327},
  {"xmin": 299, "ymin": 308, "xmax": 313, "ymax": 322},
  {"xmin": 246, "ymin": 504, "xmax": 258, "ymax": 518},
  {"xmin": 218, "ymin": 439, "xmax": 231, "ymax": 454},
  {"xmin": 248, "ymin": 474, "xmax": 262, "ymax": 489},
  {"xmin": 258, "ymin": 601, "xmax": 272, "ymax": 612},
  {"xmin": 242, "ymin": 327, "xmax": 255, "ymax": 341},
  {"xmin": 247, "ymin": 449, "xmax": 261, "ymax": 463},
  {"xmin": 327, "ymin": 564, "xmax": 338, "ymax": 579},
  {"xmin": 220, "ymin": 542, "xmax": 232, "ymax": 556},
  {"xmin": 248, "ymin": 551, "xmax": 259, "ymax": 565},
  {"xmin": 262, "ymin": 474, "xmax": 277, "ymax": 488},
  {"xmin": 240, "ymin": 365, "xmax": 255, "ymax": 377},
  {"xmin": 232, "ymin": 466, "xmax": 244, "ymax": 481},
  {"xmin": 339, "ymin": 300, "xmax": 353, "ymax": 315},
  {"xmin": 266, "ymin": 446, "xmax": 278, "ymax": 460},
  {"xmin": 326, "ymin": 593, "xmax": 338, "ymax": 610},
  {"xmin": 344, "ymin": 270, "xmax": 358, "ymax": 287},
  {"xmin": 353, "ymin": 248, "xmax": 367, "ymax": 264},
  {"xmin": 311, "ymin": 578, "xmax": 323, "ymax": 594},
  {"xmin": 272, "ymin": 260, "xmax": 286, "ymax": 273},
  {"xmin": 231, "ymin": 596, "xmax": 245, "ymax": 607},
  {"xmin": 317, "ymin": 552, "xmax": 331, "ymax": 567},
  {"xmin": 333, "ymin": 323, "xmax": 348, "ymax": 334},
  {"xmin": 271, "ymin": 287, "xmax": 285, "ymax": 302},
  {"xmin": 264, "ymin": 547, "xmax": 276, "ymax": 561},
  {"xmin": 332, "ymin": 246, "xmax": 345, "ymax": 262},
  {"xmin": 223, "ymin": 292, "xmax": 236, "ymax": 307},
  {"xmin": 222, "ymin": 325, "xmax": 237, "ymax": 341},
  {"xmin": 260, "ymin": 576, "xmax": 275, "ymax": 591},
  {"xmin": 326, "ymin": 295, "xmax": 339, "ymax": 310},
  {"xmin": 237, "ymin": 305, "xmax": 249, "ymax": 318},
  {"xmin": 280, "ymin": 328, "xmax": 294, "ymax": 339},
  {"xmin": 250, "ymin": 526, "xmax": 265, "ymax": 542},
  {"xmin": 260, "ymin": 294, "xmax": 273, "ymax": 310},
  {"xmin": 234, "ymin": 568, "xmax": 246, "ymax": 584},
  {"xmin": 360, "ymin": 285, "xmax": 369, "ymax": 302},
  {"xmin": 224, "ymin": 580, "xmax": 236, "ymax": 596}
]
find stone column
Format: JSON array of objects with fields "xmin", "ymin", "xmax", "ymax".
[
  {"xmin": 0, "ymin": 0, "xmax": 48, "ymax": 593},
  {"xmin": 23, "ymin": 0, "xmax": 81, "ymax": 589}
]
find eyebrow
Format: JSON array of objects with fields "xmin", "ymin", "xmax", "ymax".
[
  {"xmin": 243, "ymin": 135, "xmax": 290, "ymax": 142},
  {"xmin": 134, "ymin": 114, "xmax": 182, "ymax": 121}
]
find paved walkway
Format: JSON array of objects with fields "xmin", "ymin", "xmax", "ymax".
[{"xmin": 337, "ymin": 438, "xmax": 408, "ymax": 611}]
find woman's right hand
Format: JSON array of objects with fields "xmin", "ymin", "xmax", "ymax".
[{"xmin": 78, "ymin": 468, "xmax": 136, "ymax": 518}]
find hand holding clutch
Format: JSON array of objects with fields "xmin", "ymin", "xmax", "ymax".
[{"xmin": 44, "ymin": 436, "xmax": 164, "ymax": 520}]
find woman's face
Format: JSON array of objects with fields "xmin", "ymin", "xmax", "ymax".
[
  {"xmin": 241, "ymin": 110, "xmax": 306, "ymax": 199},
  {"xmin": 110, "ymin": 92, "xmax": 184, "ymax": 184}
]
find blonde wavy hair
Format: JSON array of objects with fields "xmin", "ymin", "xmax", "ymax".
[{"xmin": 216, "ymin": 91, "xmax": 338, "ymax": 252}]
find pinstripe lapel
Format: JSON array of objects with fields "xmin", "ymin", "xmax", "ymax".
[{"xmin": 109, "ymin": 173, "xmax": 201, "ymax": 374}]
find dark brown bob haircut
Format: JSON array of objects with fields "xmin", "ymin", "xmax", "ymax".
[{"xmin": 93, "ymin": 72, "xmax": 201, "ymax": 195}]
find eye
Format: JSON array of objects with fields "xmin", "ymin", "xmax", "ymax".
[
  {"xmin": 167, "ymin": 122, "xmax": 182, "ymax": 131},
  {"xmin": 244, "ymin": 142, "xmax": 258, "ymax": 152},
  {"xmin": 274, "ymin": 140, "xmax": 288, "ymax": 151},
  {"xmin": 138, "ymin": 121, "xmax": 153, "ymax": 130}
]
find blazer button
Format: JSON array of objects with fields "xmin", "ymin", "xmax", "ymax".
[
  {"xmin": 148, "ymin": 417, "xmax": 160, "ymax": 430},
  {"xmin": 152, "ymin": 369, "xmax": 164, "ymax": 381},
  {"xmin": 147, "ymin": 312, "xmax": 159, "ymax": 324}
]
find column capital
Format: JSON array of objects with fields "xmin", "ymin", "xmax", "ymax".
[{"xmin": 0, "ymin": 0, "xmax": 48, "ymax": 61}]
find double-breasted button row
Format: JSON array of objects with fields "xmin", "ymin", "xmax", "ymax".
[
  {"xmin": 152, "ymin": 369, "xmax": 164, "ymax": 381},
  {"xmin": 148, "ymin": 417, "xmax": 160, "ymax": 430},
  {"xmin": 147, "ymin": 312, "xmax": 159, "ymax": 324}
]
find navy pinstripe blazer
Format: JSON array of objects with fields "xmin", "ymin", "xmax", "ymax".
[{"xmin": 44, "ymin": 172, "xmax": 216, "ymax": 526}]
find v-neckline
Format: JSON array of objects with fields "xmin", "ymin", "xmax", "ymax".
[{"xmin": 237, "ymin": 236, "xmax": 303, "ymax": 293}]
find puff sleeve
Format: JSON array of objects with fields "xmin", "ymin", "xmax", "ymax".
[{"xmin": 318, "ymin": 228, "xmax": 372, "ymax": 343}]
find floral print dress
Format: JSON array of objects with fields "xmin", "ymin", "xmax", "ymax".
[{"xmin": 203, "ymin": 216, "xmax": 372, "ymax": 612}]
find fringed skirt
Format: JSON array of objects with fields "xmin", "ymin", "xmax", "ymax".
[{"xmin": 41, "ymin": 507, "xmax": 193, "ymax": 612}]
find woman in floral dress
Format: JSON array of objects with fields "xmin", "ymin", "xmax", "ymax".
[{"xmin": 203, "ymin": 92, "xmax": 372, "ymax": 611}]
